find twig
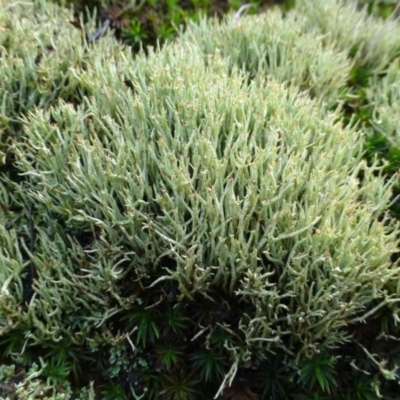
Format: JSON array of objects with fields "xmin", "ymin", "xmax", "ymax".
[
  {"xmin": 86, "ymin": 1, "xmax": 144, "ymax": 44},
  {"xmin": 234, "ymin": 4, "xmax": 256, "ymax": 20},
  {"xmin": 388, "ymin": 1, "xmax": 400, "ymax": 21},
  {"xmin": 87, "ymin": 18, "xmax": 111, "ymax": 44},
  {"xmin": 367, "ymin": 1, "xmax": 400, "ymax": 51}
]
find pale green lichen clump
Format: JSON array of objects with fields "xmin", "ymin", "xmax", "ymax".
[{"xmin": 1, "ymin": 0, "xmax": 400, "ymax": 398}]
